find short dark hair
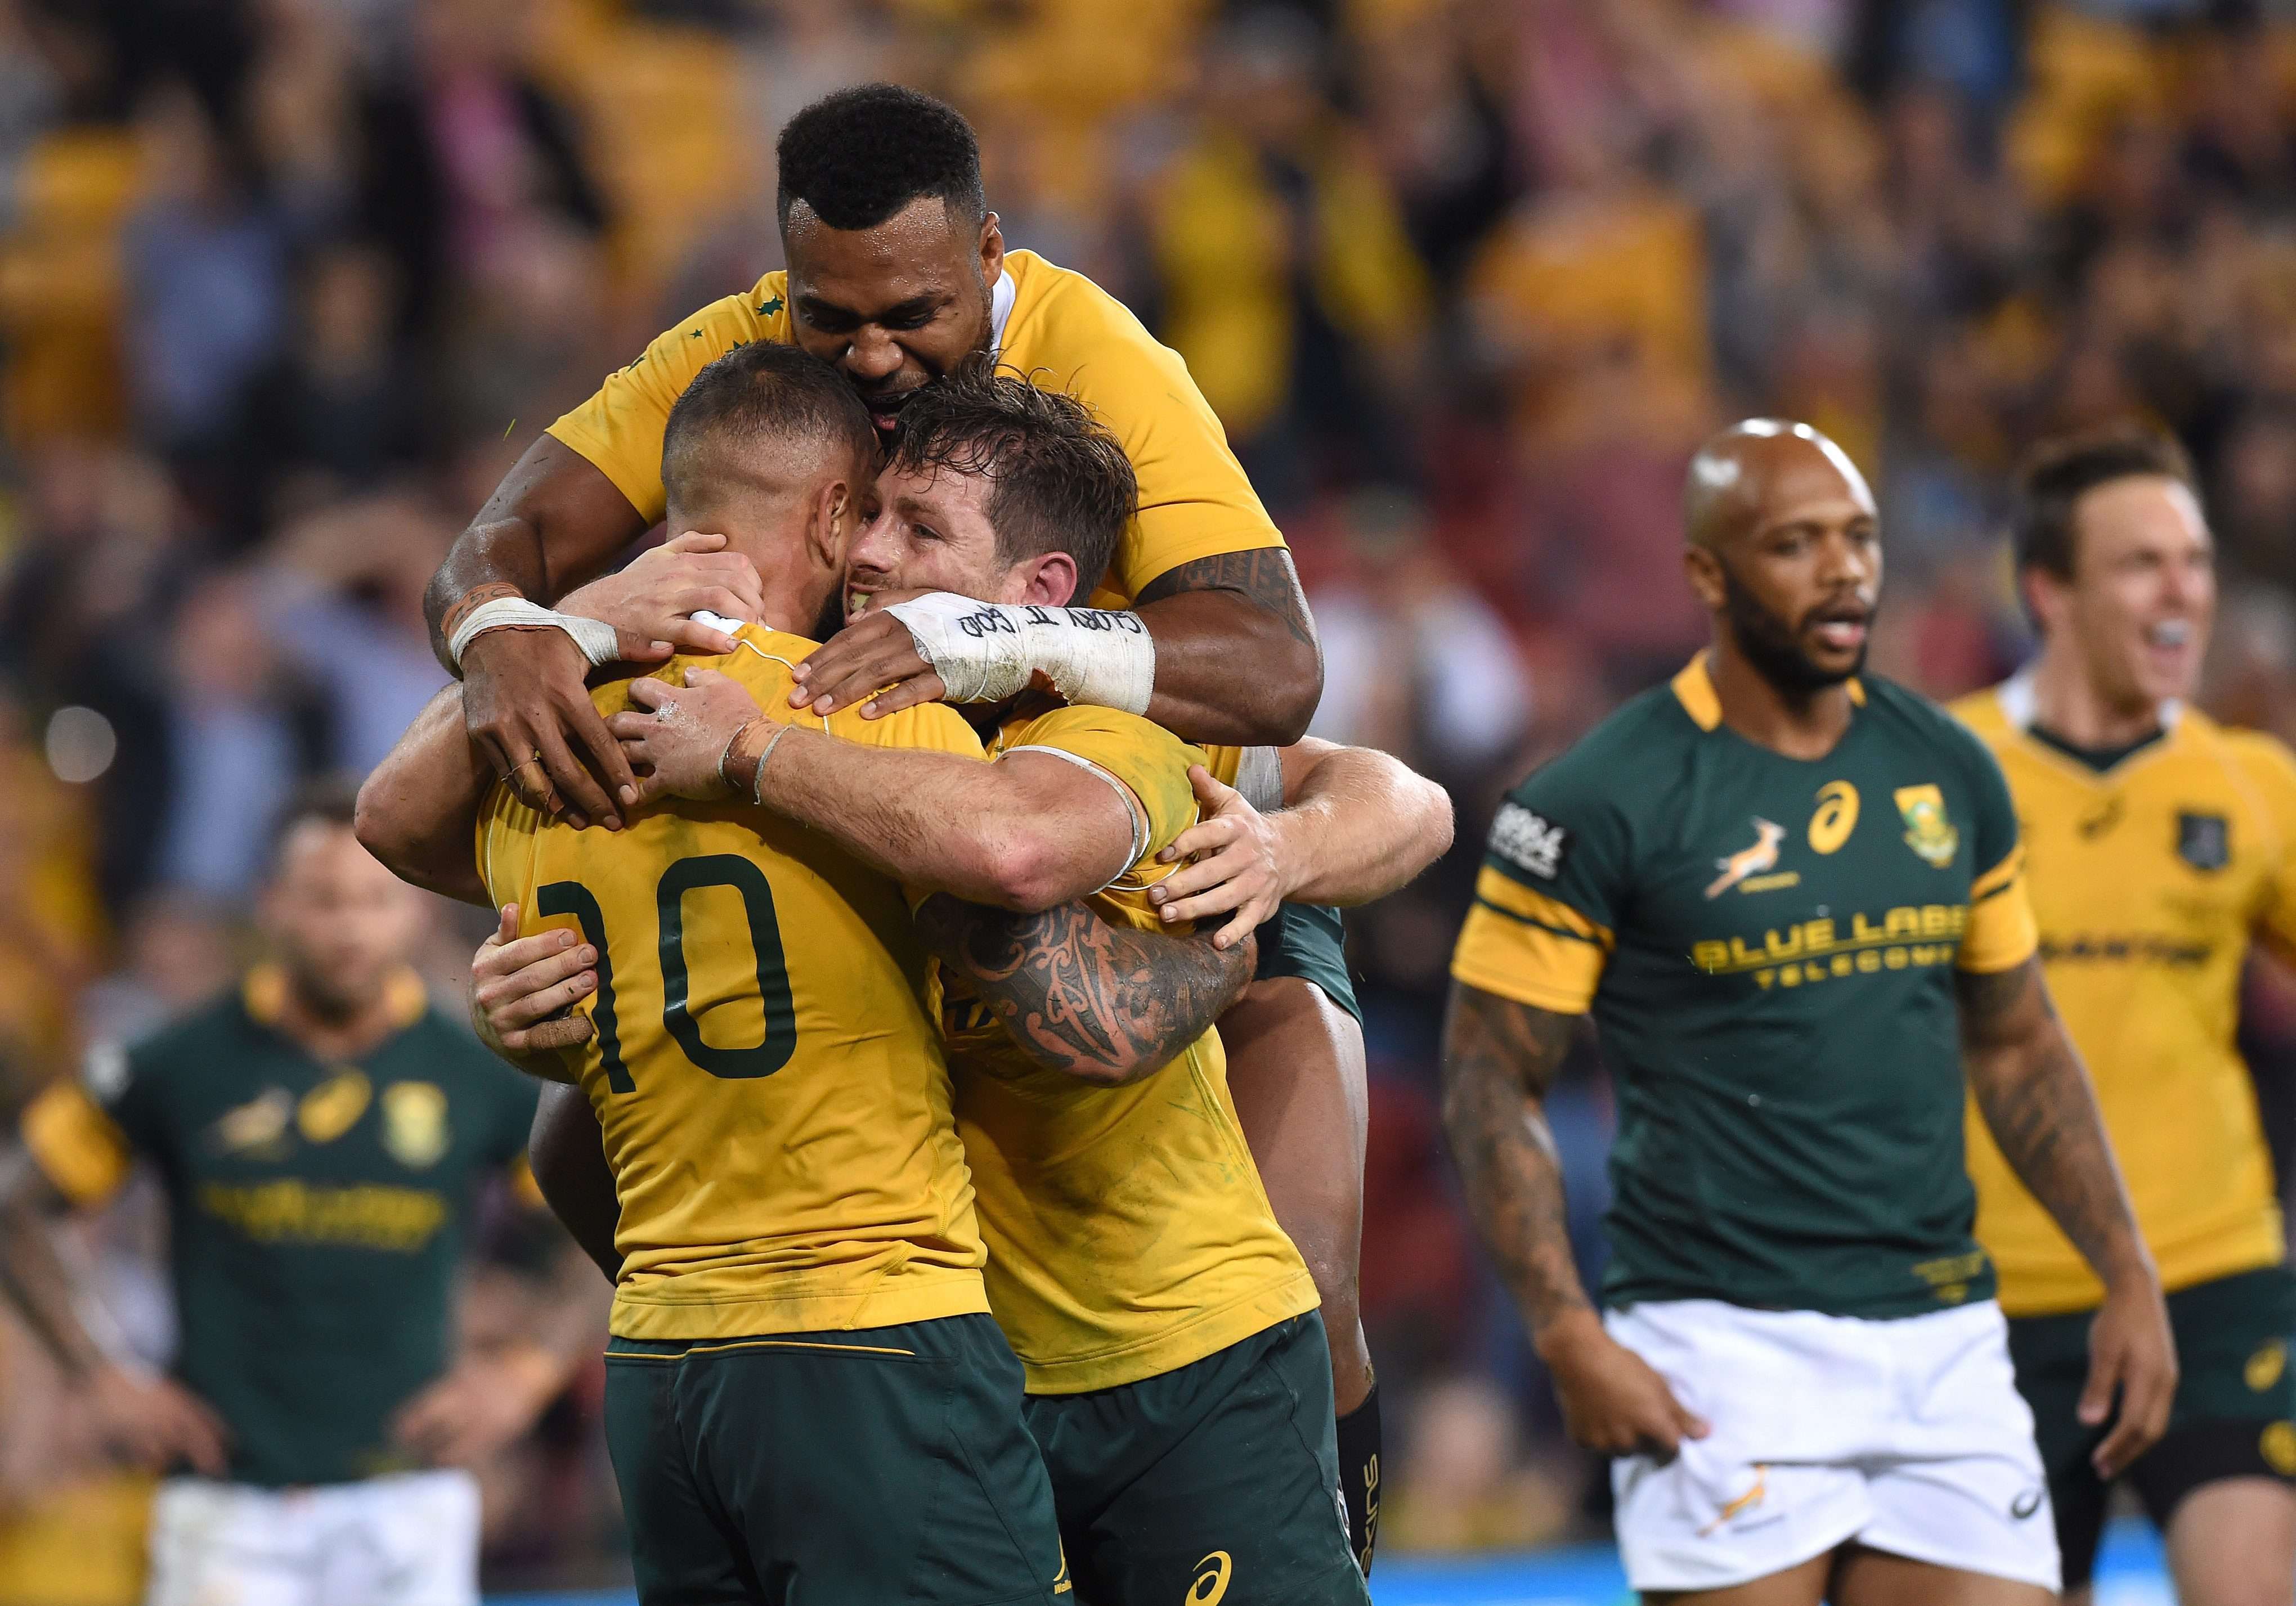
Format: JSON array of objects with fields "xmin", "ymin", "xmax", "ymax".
[
  {"xmin": 890, "ymin": 357, "xmax": 1137, "ymax": 598},
  {"xmin": 270, "ymin": 775, "xmax": 362, "ymax": 876},
  {"xmin": 662, "ymin": 341, "xmax": 877, "ymax": 504},
  {"xmin": 776, "ymin": 84, "xmax": 986, "ymax": 234},
  {"xmin": 2013, "ymin": 424, "xmax": 2196, "ymax": 581}
]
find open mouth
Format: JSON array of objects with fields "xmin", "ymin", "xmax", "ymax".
[
  {"xmin": 859, "ymin": 387, "xmax": 923, "ymax": 433},
  {"xmin": 846, "ymin": 581, "xmax": 882, "ymax": 619},
  {"xmin": 1808, "ymin": 607, "xmax": 1871, "ymax": 654},
  {"xmin": 2143, "ymin": 619, "xmax": 2192, "ymax": 650}
]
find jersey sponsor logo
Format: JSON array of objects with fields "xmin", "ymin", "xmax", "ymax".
[
  {"xmin": 198, "ymin": 1179, "xmax": 449, "ymax": 1252},
  {"xmin": 1706, "ymin": 818, "xmax": 1787, "ymax": 898},
  {"xmin": 2262, "ymin": 1421, "xmax": 2296, "ymax": 1477},
  {"xmin": 380, "ymin": 1081, "xmax": 450, "ymax": 1169},
  {"xmin": 1052, "ymin": 1544, "xmax": 1072, "ymax": 1596},
  {"xmin": 2249, "ymin": 1339, "xmax": 2288, "ymax": 1393},
  {"xmin": 2010, "ymin": 1487, "xmax": 2045, "ymax": 1520},
  {"xmin": 1693, "ymin": 905, "xmax": 1970, "ymax": 984},
  {"xmin": 1912, "ymin": 1250, "xmax": 1986, "ymax": 1303},
  {"xmin": 296, "ymin": 1070, "xmax": 370, "ymax": 1145},
  {"xmin": 2038, "ymin": 932, "xmax": 2212, "ymax": 968},
  {"xmin": 1186, "ymin": 1551, "xmax": 1232, "ymax": 1604},
  {"xmin": 2178, "ymin": 811, "xmax": 2231, "ymax": 871},
  {"xmin": 1490, "ymin": 802, "xmax": 1568, "ymax": 880},
  {"xmin": 208, "ymin": 1089, "xmax": 293, "ymax": 1157},
  {"xmin": 1809, "ymin": 781, "xmax": 1859, "ymax": 855},
  {"xmin": 1894, "ymin": 785, "xmax": 1959, "ymax": 867}
]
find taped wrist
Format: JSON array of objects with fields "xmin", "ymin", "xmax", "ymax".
[
  {"xmin": 449, "ymin": 597, "xmax": 620, "ymax": 671},
  {"xmin": 878, "ymin": 593, "xmax": 1156, "ymax": 715}
]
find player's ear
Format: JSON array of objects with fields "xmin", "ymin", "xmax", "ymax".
[
  {"xmin": 1018, "ymin": 551, "xmax": 1077, "ymax": 609},
  {"xmin": 977, "ymin": 212, "xmax": 1004, "ymax": 288},
  {"xmin": 1683, "ymin": 544, "xmax": 1725, "ymax": 612},
  {"xmin": 809, "ymin": 479, "xmax": 850, "ymax": 572},
  {"xmin": 2021, "ymin": 563, "xmax": 2068, "ymax": 637}
]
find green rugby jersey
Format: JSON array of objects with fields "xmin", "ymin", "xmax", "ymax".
[
  {"xmin": 23, "ymin": 966, "xmax": 541, "ymax": 1486},
  {"xmin": 1451, "ymin": 654, "xmax": 2039, "ymax": 1319}
]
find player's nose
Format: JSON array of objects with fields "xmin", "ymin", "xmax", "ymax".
[{"xmin": 844, "ymin": 328, "xmax": 904, "ymax": 382}]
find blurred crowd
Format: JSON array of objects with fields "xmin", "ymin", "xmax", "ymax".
[{"xmin": 8, "ymin": 0, "xmax": 2296, "ymax": 1590}]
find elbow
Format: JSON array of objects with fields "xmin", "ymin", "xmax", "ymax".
[
  {"xmin": 353, "ymin": 772, "xmax": 414, "ymax": 876},
  {"xmin": 1414, "ymin": 775, "xmax": 1457, "ymax": 865},
  {"xmin": 1260, "ymin": 634, "xmax": 1324, "ymax": 746},
  {"xmin": 976, "ymin": 828, "xmax": 1089, "ymax": 913}
]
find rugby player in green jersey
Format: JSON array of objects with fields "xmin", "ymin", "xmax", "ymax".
[
  {"xmin": 0, "ymin": 784, "xmax": 605, "ymax": 1606},
  {"xmin": 1442, "ymin": 420, "xmax": 2176, "ymax": 1603}
]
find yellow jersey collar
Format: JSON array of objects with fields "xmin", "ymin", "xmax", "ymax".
[
  {"xmin": 1671, "ymin": 649, "xmax": 1864, "ymax": 733},
  {"xmin": 1993, "ymin": 665, "xmax": 2181, "ymax": 737}
]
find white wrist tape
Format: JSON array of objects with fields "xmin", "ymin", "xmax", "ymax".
[
  {"xmin": 449, "ymin": 598, "xmax": 621, "ymax": 671},
  {"xmin": 878, "ymin": 593, "xmax": 1156, "ymax": 715}
]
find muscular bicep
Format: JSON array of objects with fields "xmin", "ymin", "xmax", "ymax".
[
  {"xmin": 992, "ymin": 749, "xmax": 1144, "ymax": 900},
  {"xmin": 1132, "ymin": 549, "xmax": 1324, "ymax": 746},
  {"xmin": 1440, "ymin": 981, "xmax": 1584, "ymax": 1104},
  {"xmin": 425, "ymin": 437, "xmax": 651, "ymax": 661}
]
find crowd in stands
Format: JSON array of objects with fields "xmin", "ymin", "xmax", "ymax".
[{"xmin": 5, "ymin": 0, "xmax": 2296, "ymax": 1586}]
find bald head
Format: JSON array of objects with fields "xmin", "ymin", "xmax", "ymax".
[
  {"xmin": 1681, "ymin": 418, "xmax": 1882, "ymax": 696},
  {"xmin": 1685, "ymin": 419, "xmax": 1875, "ymax": 552}
]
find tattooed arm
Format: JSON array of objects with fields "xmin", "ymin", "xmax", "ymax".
[
  {"xmin": 1128, "ymin": 550, "xmax": 1323, "ymax": 747},
  {"xmin": 1440, "ymin": 982, "xmax": 1706, "ymax": 1456},
  {"xmin": 917, "ymin": 897, "xmax": 1257, "ymax": 1085},
  {"xmin": 1957, "ymin": 957, "xmax": 2175, "ymax": 1475}
]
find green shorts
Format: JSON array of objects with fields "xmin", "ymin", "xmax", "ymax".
[
  {"xmin": 2008, "ymin": 1263, "xmax": 2296, "ymax": 1590},
  {"xmin": 604, "ymin": 1315, "xmax": 1071, "ymax": 1606},
  {"xmin": 1254, "ymin": 904, "xmax": 1361, "ymax": 1025},
  {"xmin": 1024, "ymin": 1312, "xmax": 1369, "ymax": 1606}
]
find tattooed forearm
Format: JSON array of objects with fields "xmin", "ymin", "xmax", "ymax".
[
  {"xmin": 919, "ymin": 896, "xmax": 1258, "ymax": 1084},
  {"xmin": 1438, "ymin": 982, "xmax": 1594, "ymax": 1333},
  {"xmin": 1958, "ymin": 958, "xmax": 2149, "ymax": 1284},
  {"xmin": 1132, "ymin": 550, "xmax": 1323, "ymax": 745}
]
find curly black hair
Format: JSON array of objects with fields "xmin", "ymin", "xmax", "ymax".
[
  {"xmin": 890, "ymin": 356, "xmax": 1136, "ymax": 598},
  {"xmin": 2014, "ymin": 424, "xmax": 2196, "ymax": 581},
  {"xmin": 777, "ymin": 84, "xmax": 986, "ymax": 234},
  {"xmin": 662, "ymin": 340, "xmax": 878, "ymax": 505}
]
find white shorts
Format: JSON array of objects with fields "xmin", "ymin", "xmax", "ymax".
[
  {"xmin": 1606, "ymin": 1299, "xmax": 2059, "ymax": 1594},
  {"xmin": 147, "ymin": 1469, "xmax": 480, "ymax": 1606}
]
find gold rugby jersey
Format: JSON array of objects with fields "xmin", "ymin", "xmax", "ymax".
[
  {"xmin": 1956, "ymin": 683, "xmax": 2296, "ymax": 1314},
  {"xmin": 478, "ymin": 625, "xmax": 994, "ymax": 1341},
  {"xmin": 548, "ymin": 249, "xmax": 1282, "ymax": 609},
  {"xmin": 940, "ymin": 701, "xmax": 1317, "ymax": 1392}
]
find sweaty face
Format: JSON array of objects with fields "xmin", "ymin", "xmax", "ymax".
[
  {"xmin": 844, "ymin": 461, "xmax": 1019, "ymax": 619},
  {"xmin": 2057, "ymin": 477, "xmax": 2216, "ymax": 709},
  {"xmin": 784, "ymin": 198, "xmax": 999, "ymax": 435},
  {"xmin": 1714, "ymin": 449, "xmax": 1883, "ymax": 692},
  {"xmin": 263, "ymin": 823, "xmax": 428, "ymax": 1021}
]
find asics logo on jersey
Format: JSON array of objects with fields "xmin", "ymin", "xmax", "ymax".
[
  {"xmin": 1706, "ymin": 818, "xmax": 1787, "ymax": 898},
  {"xmin": 2010, "ymin": 1487, "xmax": 2044, "ymax": 1520},
  {"xmin": 1491, "ymin": 803, "xmax": 1568, "ymax": 879},
  {"xmin": 1696, "ymin": 1465, "xmax": 1768, "ymax": 1535},
  {"xmin": 1186, "ymin": 1551, "xmax": 1232, "ymax": 1604}
]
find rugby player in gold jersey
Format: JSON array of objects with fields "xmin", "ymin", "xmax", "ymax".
[
  {"xmin": 1957, "ymin": 427, "xmax": 2296, "ymax": 1606},
  {"xmin": 357, "ymin": 343, "xmax": 1277, "ymax": 1605},
  {"xmin": 479, "ymin": 362, "xmax": 1448, "ymax": 1601},
  {"xmin": 420, "ymin": 83, "xmax": 1389, "ymax": 1562}
]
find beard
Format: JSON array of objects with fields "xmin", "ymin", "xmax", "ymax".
[{"xmin": 1721, "ymin": 562, "xmax": 1868, "ymax": 696}]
